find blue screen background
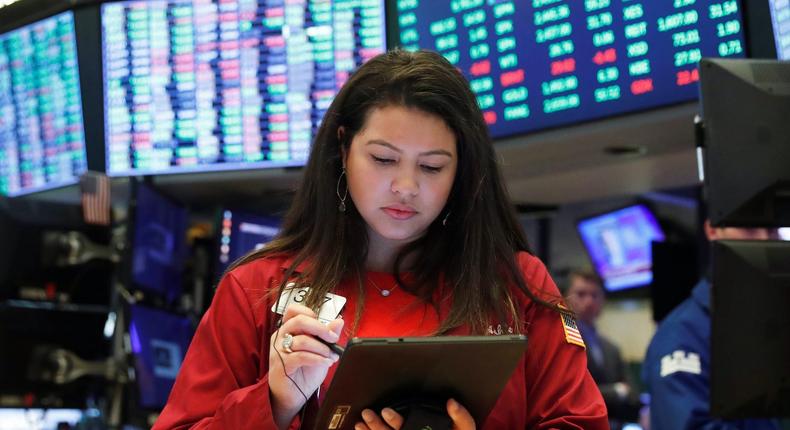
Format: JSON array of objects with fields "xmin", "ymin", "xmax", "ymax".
[{"xmin": 396, "ymin": 0, "xmax": 746, "ymax": 139}]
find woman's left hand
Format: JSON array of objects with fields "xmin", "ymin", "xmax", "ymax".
[{"xmin": 354, "ymin": 398, "xmax": 475, "ymax": 430}]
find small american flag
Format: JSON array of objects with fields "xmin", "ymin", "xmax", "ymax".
[
  {"xmin": 80, "ymin": 171, "xmax": 110, "ymax": 226},
  {"xmin": 559, "ymin": 305, "xmax": 586, "ymax": 348}
]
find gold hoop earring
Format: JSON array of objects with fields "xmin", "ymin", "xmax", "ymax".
[{"xmin": 337, "ymin": 169, "xmax": 348, "ymax": 212}]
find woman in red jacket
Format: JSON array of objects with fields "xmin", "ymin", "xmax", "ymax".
[{"xmin": 153, "ymin": 49, "xmax": 608, "ymax": 430}]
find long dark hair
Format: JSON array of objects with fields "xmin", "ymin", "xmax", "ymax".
[{"xmin": 231, "ymin": 49, "xmax": 561, "ymax": 334}]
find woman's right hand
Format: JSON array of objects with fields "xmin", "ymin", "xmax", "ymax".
[
  {"xmin": 355, "ymin": 398, "xmax": 476, "ymax": 430},
  {"xmin": 269, "ymin": 304, "xmax": 344, "ymax": 429}
]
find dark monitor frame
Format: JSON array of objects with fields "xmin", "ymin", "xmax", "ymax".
[
  {"xmin": 710, "ymin": 239, "xmax": 790, "ymax": 419},
  {"xmin": 698, "ymin": 58, "xmax": 790, "ymax": 227},
  {"xmin": 73, "ymin": 3, "xmax": 106, "ymax": 174}
]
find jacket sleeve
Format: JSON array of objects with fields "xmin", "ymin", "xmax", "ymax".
[
  {"xmin": 153, "ymin": 271, "xmax": 295, "ymax": 430},
  {"xmin": 519, "ymin": 254, "xmax": 609, "ymax": 430},
  {"xmin": 597, "ymin": 341, "xmax": 640, "ymax": 421},
  {"xmin": 643, "ymin": 340, "xmax": 777, "ymax": 430}
]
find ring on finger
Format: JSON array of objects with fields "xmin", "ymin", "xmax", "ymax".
[{"xmin": 282, "ymin": 333, "xmax": 294, "ymax": 353}]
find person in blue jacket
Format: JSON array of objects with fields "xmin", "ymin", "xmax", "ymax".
[{"xmin": 642, "ymin": 221, "xmax": 781, "ymax": 430}]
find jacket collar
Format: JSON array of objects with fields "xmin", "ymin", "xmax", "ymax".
[{"xmin": 276, "ymin": 254, "xmax": 310, "ymax": 275}]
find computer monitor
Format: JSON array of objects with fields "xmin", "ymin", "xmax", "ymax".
[
  {"xmin": 769, "ymin": 0, "xmax": 790, "ymax": 60},
  {"xmin": 649, "ymin": 240, "xmax": 698, "ymax": 323},
  {"xmin": 0, "ymin": 10, "xmax": 88, "ymax": 196},
  {"xmin": 577, "ymin": 204, "xmax": 665, "ymax": 292},
  {"xmin": 0, "ymin": 206, "xmax": 41, "ymax": 295},
  {"xmin": 698, "ymin": 58, "xmax": 790, "ymax": 227},
  {"xmin": 216, "ymin": 209, "xmax": 280, "ymax": 277},
  {"xmin": 394, "ymin": 1, "xmax": 747, "ymax": 138},
  {"xmin": 128, "ymin": 304, "xmax": 194, "ymax": 410},
  {"xmin": 101, "ymin": 0, "xmax": 386, "ymax": 176},
  {"xmin": 129, "ymin": 181, "xmax": 187, "ymax": 304},
  {"xmin": 0, "ymin": 300, "xmax": 110, "ymax": 409},
  {"xmin": 0, "ymin": 199, "xmax": 108, "ymax": 304},
  {"xmin": 0, "ymin": 409, "xmax": 88, "ymax": 430},
  {"xmin": 710, "ymin": 240, "xmax": 790, "ymax": 419}
]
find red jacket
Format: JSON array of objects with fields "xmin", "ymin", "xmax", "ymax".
[{"xmin": 153, "ymin": 252, "xmax": 608, "ymax": 429}]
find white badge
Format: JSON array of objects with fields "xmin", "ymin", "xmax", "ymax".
[{"xmin": 271, "ymin": 282, "xmax": 346, "ymax": 324}]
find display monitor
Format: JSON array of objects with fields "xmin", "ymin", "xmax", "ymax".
[
  {"xmin": 216, "ymin": 209, "xmax": 280, "ymax": 277},
  {"xmin": 0, "ymin": 10, "xmax": 88, "ymax": 196},
  {"xmin": 0, "ymin": 299, "xmax": 110, "ymax": 409},
  {"xmin": 770, "ymin": 0, "xmax": 790, "ymax": 60},
  {"xmin": 101, "ymin": 0, "xmax": 386, "ymax": 176},
  {"xmin": 395, "ymin": 1, "xmax": 747, "ymax": 139},
  {"xmin": 577, "ymin": 204, "xmax": 665, "ymax": 292},
  {"xmin": 0, "ymin": 409, "xmax": 87, "ymax": 430},
  {"xmin": 0, "ymin": 199, "xmax": 102, "ymax": 303},
  {"xmin": 128, "ymin": 304, "xmax": 194, "ymax": 410},
  {"xmin": 130, "ymin": 181, "xmax": 187, "ymax": 303},
  {"xmin": 698, "ymin": 58, "xmax": 790, "ymax": 227},
  {"xmin": 710, "ymin": 240, "xmax": 790, "ymax": 419},
  {"xmin": 649, "ymin": 241, "xmax": 697, "ymax": 323},
  {"xmin": 0, "ymin": 206, "xmax": 39, "ymax": 294}
]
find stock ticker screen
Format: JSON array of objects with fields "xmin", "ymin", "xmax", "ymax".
[
  {"xmin": 102, "ymin": 0, "xmax": 386, "ymax": 176},
  {"xmin": 0, "ymin": 11, "xmax": 87, "ymax": 197},
  {"xmin": 770, "ymin": 0, "xmax": 790, "ymax": 60},
  {"xmin": 396, "ymin": 0, "xmax": 747, "ymax": 139}
]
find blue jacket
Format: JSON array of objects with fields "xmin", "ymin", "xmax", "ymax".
[{"xmin": 642, "ymin": 280, "xmax": 780, "ymax": 430}]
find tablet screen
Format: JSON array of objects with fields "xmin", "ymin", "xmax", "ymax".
[{"xmin": 312, "ymin": 335, "xmax": 528, "ymax": 430}]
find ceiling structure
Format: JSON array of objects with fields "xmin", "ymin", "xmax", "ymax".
[{"xmin": 498, "ymin": 102, "xmax": 703, "ymax": 205}]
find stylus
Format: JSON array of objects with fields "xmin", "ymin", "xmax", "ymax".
[{"xmin": 316, "ymin": 336, "xmax": 345, "ymax": 356}]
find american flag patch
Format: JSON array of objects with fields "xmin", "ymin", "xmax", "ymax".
[
  {"xmin": 559, "ymin": 305, "xmax": 585, "ymax": 348},
  {"xmin": 80, "ymin": 171, "xmax": 111, "ymax": 226}
]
